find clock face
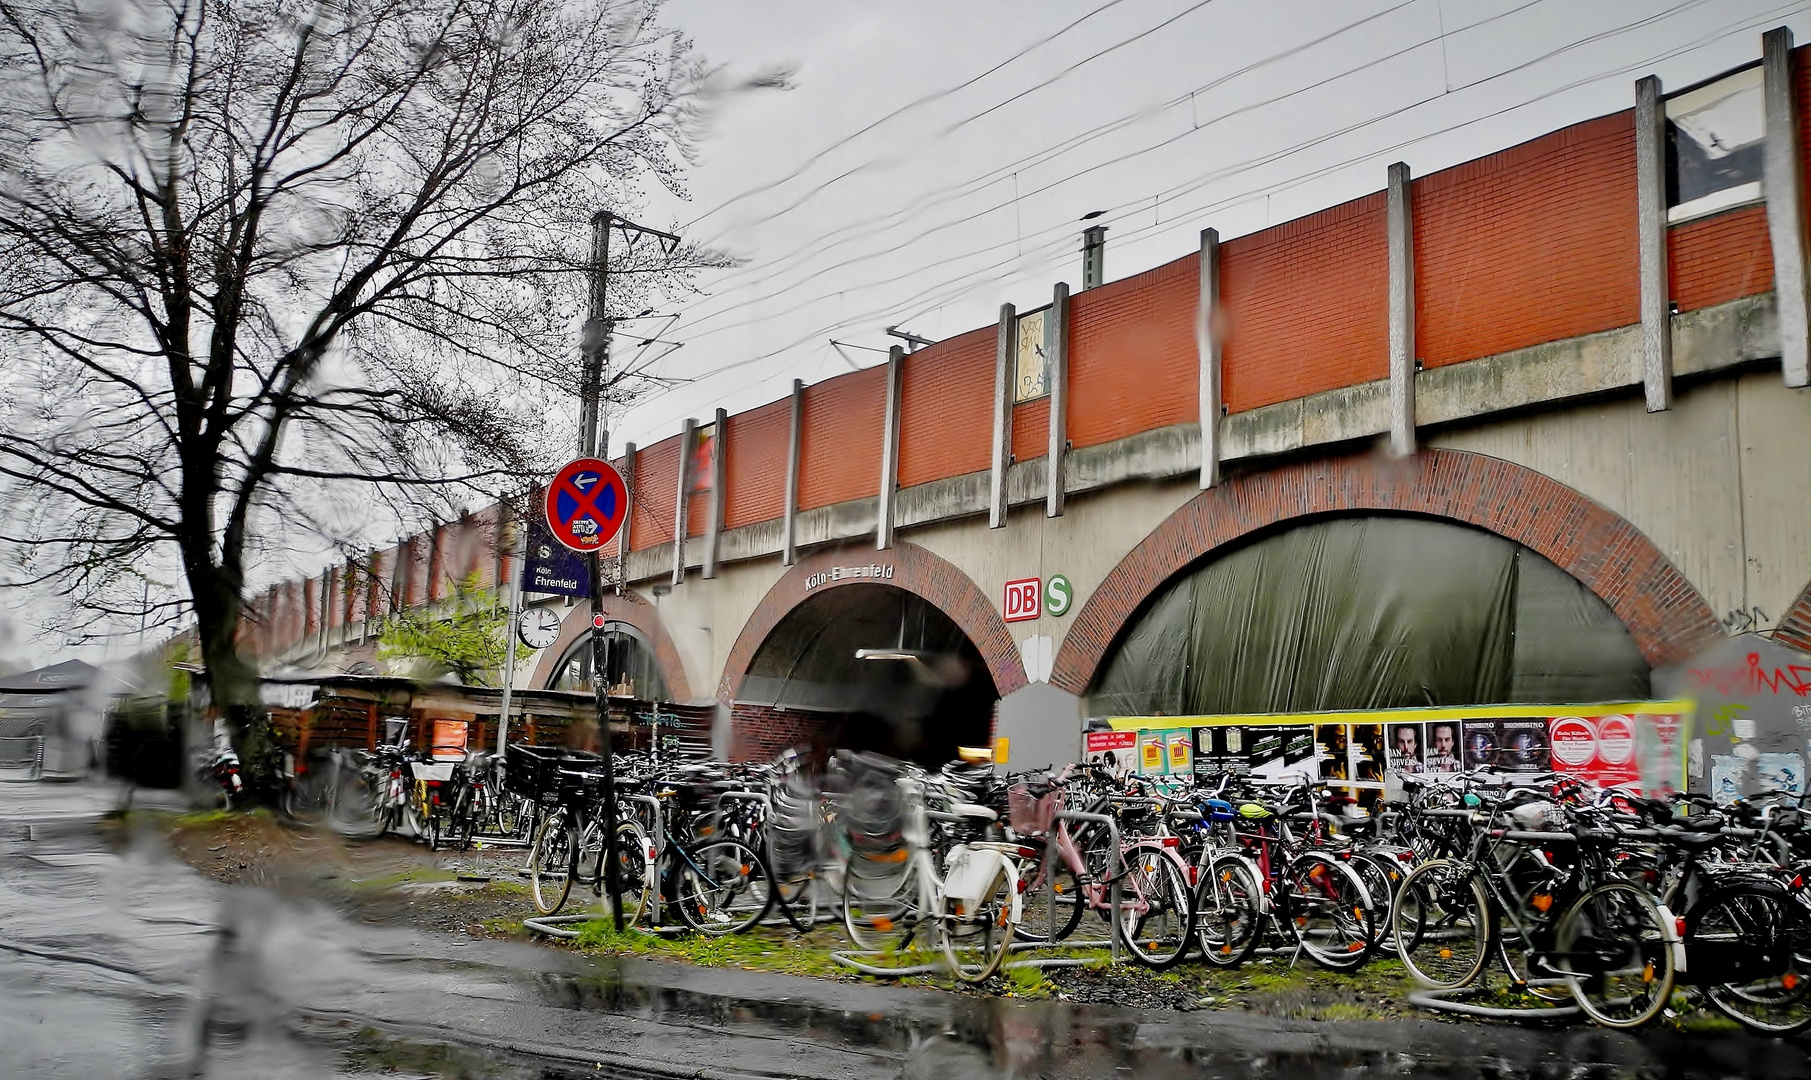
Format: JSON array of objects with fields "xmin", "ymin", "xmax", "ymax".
[{"xmin": 517, "ymin": 607, "xmax": 562, "ymax": 650}]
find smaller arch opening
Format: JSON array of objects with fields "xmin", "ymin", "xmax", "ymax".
[
  {"xmin": 736, "ymin": 583, "xmax": 997, "ymax": 766},
  {"xmin": 545, "ymin": 621, "xmax": 672, "ymax": 701}
]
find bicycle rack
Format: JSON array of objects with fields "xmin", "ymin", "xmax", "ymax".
[{"xmin": 830, "ymin": 806, "xmax": 1125, "ymax": 979}]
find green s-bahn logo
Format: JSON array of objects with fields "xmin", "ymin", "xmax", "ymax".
[{"xmin": 1045, "ymin": 574, "xmax": 1073, "ymax": 618}]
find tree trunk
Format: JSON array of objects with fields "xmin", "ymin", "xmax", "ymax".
[{"xmin": 189, "ymin": 560, "xmax": 280, "ymax": 800}]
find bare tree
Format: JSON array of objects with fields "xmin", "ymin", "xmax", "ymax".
[{"xmin": 0, "ymin": 0, "xmax": 749, "ymax": 779}]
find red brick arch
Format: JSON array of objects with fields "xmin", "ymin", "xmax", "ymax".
[
  {"xmin": 1050, "ymin": 448, "xmax": 1722, "ymax": 696},
  {"xmin": 527, "ymin": 592, "xmax": 693, "ymax": 701},
  {"xmin": 1779, "ymin": 580, "xmax": 1811, "ymax": 654},
  {"xmin": 717, "ymin": 541, "xmax": 1027, "ymax": 707}
]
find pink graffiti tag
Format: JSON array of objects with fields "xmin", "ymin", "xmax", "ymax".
[{"xmin": 1686, "ymin": 653, "xmax": 1811, "ymax": 698}]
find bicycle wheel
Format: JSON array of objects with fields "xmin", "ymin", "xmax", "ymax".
[
  {"xmin": 940, "ymin": 856, "xmax": 1019, "ymax": 983},
  {"xmin": 529, "ymin": 809, "xmax": 574, "ymax": 915},
  {"xmin": 1193, "ymin": 855, "xmax": 1263, "ymax": 968},
  {"xmin": 608, "ymin": 820, "xmax": 654, "ymax": 927},
  {"xmin": 675, "ymin": 838, "xmax": 773, "ymax": 935},
  {"xmin": 1348, "ymin": 850, "xmax": 1406, "ymax": 951},
  {"xmin": 1282, "ymin": 851, "xmax": 1374, "ymax": 971},
  {"xmin": 1013, "ymin": 848, "xmax": 1084, "ymax": 944},
  {"xmin": 1391, "ymin": 858, "xmax": 1489, "ymax": 988},
  {"xmin": 765, "ymin": 825, "xmax": 820, "ymax": 933},
  {"xmin": 403, "ymin": 786, "xmax": 430, "ymax": 841},
  {"xmin": 1698, "ymin": 881, "xmax": 1811, "ymax": 1035},
  {"xmin": 843, "ymin": 855, "xmax": 928, "ymax": 955},
  {"xmin": 1114, "ymin": 844, "xmax": 1195, "ymax": 970},
  {"xmin": 1553, "ymin": 881, "xmax": 1675, "ymax": 1029}
]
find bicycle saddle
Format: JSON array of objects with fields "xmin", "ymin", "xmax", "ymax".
[{"xmin": 951, "ymin": 801, "xmax": 998, "ymax": 822}]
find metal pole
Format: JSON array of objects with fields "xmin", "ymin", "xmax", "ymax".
[
  {"xmin": 580, "ymin": 209, "xmax": 623, "ymax": 931},
  {"xmin": 496, "ymin": 511, "xmax": 523, "ymax": 759}
]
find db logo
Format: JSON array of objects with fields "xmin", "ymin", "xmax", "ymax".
[{"xmin": 1003, "ymin": 577, "xmax": 1041, "ymax": 623}]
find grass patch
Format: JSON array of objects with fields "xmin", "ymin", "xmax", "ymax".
[{"xmin": 570, "ymin": 919, "xmax": 849, "ymax": 979}]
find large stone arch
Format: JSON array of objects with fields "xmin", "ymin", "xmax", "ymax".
[
  {"xmin": 1050, "ymin": 448, "xmax": 1722, "ymax": 697},
  {"xmin": 717, "ymin": 541, "xmax": 1027, "ymax": 707},
  {"xmin": 527, "ymin": 592, "xmax": 694, "ymax": 701}
]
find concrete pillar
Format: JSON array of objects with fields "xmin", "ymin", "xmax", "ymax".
[
  {"xmin": 1046, "ymin": 282, "xmax": 1070, "ymax": 519},
  {"xmin": 877, "ymin": 345, "xmax": 903, "ymax": 549},
  {"xmin": 702, "ymin": 408, "xmax": 727, "ymax": 579},
  {"xmin": 988, "ymin": 304, "xmax": 1016, "ymax": 528},
  {"xmin": 618, "ymin": 441, "xmax": 636, "ymax": 565},
  {"xmin": 672, "ymin": 417, "xmax": 695, "ymax": 587},
  {"xmin": 782, "ymin": 380, "xmax": 802, "ymax": 565},
  {"xmin": 1197, "ymin": 229, "xmax": 1222, "ymax": 489},
  {"xmin": 993, "ymin": 683, "xmax": 1082, "ymax": 771},
  {"xmin": 1387, "ymin": 162, "xmax": 1418, "ymax": 456},
  {"xmin": 1765, "ymin": 27, "xmax": 1811, "ymax": 389},
  {"xmin": 1635, "ymin": 74, "xmax": 1674, "ymax": 412}
]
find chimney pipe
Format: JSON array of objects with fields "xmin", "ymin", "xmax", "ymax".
[{"xmin": 1081, "ymin": 224, "xmax": 1107, "ymax": 289}]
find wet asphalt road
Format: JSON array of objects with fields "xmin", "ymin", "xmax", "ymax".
[{"xmin": 3, "ymin": 783, "xmax": 1810, "ymax": 1079}]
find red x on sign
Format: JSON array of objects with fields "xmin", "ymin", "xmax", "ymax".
[{"xmin": 544, "ymin": 457, "xmax": 627, "ymax": 553}]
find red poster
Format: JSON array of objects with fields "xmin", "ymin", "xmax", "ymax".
[
  {"xmin": 1549, "ymin": 713, "xmax": 1641, "ymax": 789},
  {"xmin": 1084, "ymin": 730, "xmax": 1136, "ymax": 778}
]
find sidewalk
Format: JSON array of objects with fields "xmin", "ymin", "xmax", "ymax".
[{"xmin": 0, "ymin": 776, "xmax": 189, "ymax": 837}]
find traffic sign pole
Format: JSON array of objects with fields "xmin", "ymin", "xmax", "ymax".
[{"xmin": 568, "ymin": 210, "xmax": 680, "ymax": 934}]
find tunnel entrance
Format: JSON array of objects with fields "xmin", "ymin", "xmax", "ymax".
[{"xmin": 733, "ymin": 583, "xmax": 998, "ymax": 767}]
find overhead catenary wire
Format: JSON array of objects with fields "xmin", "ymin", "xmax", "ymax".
[
  {"xmin": 671, "ymin": 0, "xmax": 1431, "ymax": 308},
  {"xmin": 650, "ymin": 0, "xmax": 1731, "ymax": 369},
  {"xmin": 624, "ymin": 0, "xmax": 1800, "ymax": 438},
  {"xmin": 680, "ymin": 0, "xmax": 1142, "ymax": 232},
  {"xmin": 659, "ymin": 0, "xmax": 1682, "ymax": 344}
]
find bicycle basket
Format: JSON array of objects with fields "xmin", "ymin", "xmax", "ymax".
[
  {"xmin": 1007, "ymin": 782, "xmax": 1060, "ymax": 837},
  {"xmin": 409, "ymin": 761, "xmax": 458, "ymax": 783}
]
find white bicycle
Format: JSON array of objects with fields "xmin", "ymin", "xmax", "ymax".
[{"xmin": 841, "ymin": 772, "xmax": 1024, "ymax": 982}]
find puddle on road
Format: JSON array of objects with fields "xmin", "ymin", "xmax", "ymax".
[
  {"xmin": 516, "ymin": 962, "xmax": 1806, "ymax": 1080},
  {"xmin": 5, "ymin": 816, "xmax": 1806, "ymax": 1080}
]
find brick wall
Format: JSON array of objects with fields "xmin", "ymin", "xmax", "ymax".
[
  {"xmin": 1220, "ymin": 191, "xmax": 1389, "ymax": 412},
  {"xmin": 1068, "ymin": 253, "xmax": 1199, "ymax": 447},
  {"xmin": 728, "ymin": 702, "xmax": 829, "ymax": 762},
  {"xmin": 1669, "ymin": 205, "xmax": 1774, "ymax": 312},
  {"xmin": 899, "ymin": 326, "xmax": 995, "ymax": 487},
  {"xmin": 724, "ymin": 396, "xmax": 791, "ymax": 529},
  {"xmin": 1414, "ymin": 112, "xmax": 1639, "ymax": 369},
  {"xmin": 1011, "ymin": 396, "xmax": 1049, "ymax": 464},
  {"xmin": 631, "ymin": 435, "xmax": 679, "ymax": 550},
  {"xmin": 798, "ymin": 365, "xmax": 885, "ymax": 511}
]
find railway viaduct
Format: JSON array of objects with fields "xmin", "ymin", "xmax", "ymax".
[{"xmin": 250, "ymin": 34, "xmax": 1811, "ymax": 768}]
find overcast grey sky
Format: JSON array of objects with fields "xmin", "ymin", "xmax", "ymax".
[{"xmin": 613, "ymin": 0, "xmax": 1811, "ymax": 449}]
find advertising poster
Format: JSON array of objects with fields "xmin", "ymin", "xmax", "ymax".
[
  {"xmin": 1637, "ymin": 714, "xmax": 1687, "ymax": 797},
  {"xmin": 1386, "ymin": 722, "xmax": 1425, "ymax": 776},
  {"xmin": 1462, "ymin": 721, "xmax": 1500, "ymax": 769},
  {"xmin": 1317, "ymin": 725, "xmax": 1350, "ymax": 784},
  {"xmin": 1192, "ymin": 727, "xmax": 1222, "ymax": 780},
  {"xmin": 1138, "ymin": 732, "xmax": 1167, "ymax": 776},
  {"xmin": 1498, "ymin": 719, "xmax": 1550, "ymax": 773},
  {"xmin": 1193, "ymin": 726, "xmax": 1251, "ymax": 781},
  {"xmin": 1165, "ymin": 731, "xmax": 1193, "ymax": 774},
  {"xmin": 1084, "ymin": 730, "xmax": 1136, "ymax": 779},
  {"xmin": 1246, "ymin": 726, "xmax": 1284, "ymax": 775},
  {"xmin": 1351, "ymin": 724, "xmax": 1386, "ymax": 788},
  {"xmin": 1423, "ymin": 720, "xmax": 1462, "ymax": 774},
  {"xmin": 1099, "ymin": 702, "xmax": 1692, "ymax": 798},
  {"xmin": 1549, "ymin": 714, "xmax": 1639, "ymax": 788}
]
